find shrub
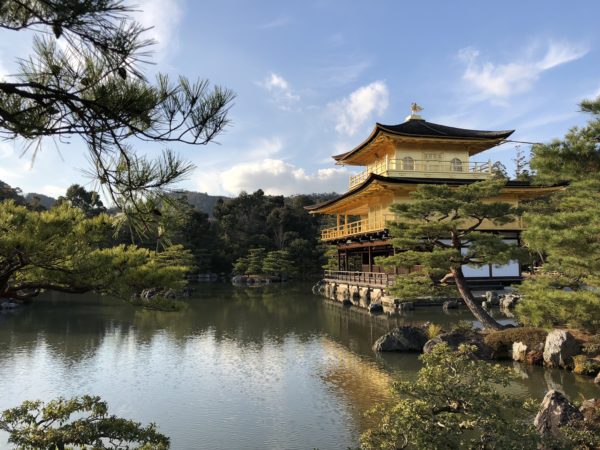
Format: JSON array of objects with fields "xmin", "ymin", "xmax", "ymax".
[
  {"xmin": 451, "ymin": 320, "xmax": 475, "ymax": 333},
  {"xmin": 572, "ymin": 355, "xmax": 600, "ymax": 376},
  {"xmin": 484, "ymin": 327, "xmax": 548, "ymax": 359},
  {"xmin": 426, "ymin": 323, "xmax": 444, "ymax": 340},
  {"xmin": 582, "ymin": 335, "xmax": 600, "ymax": 355}
]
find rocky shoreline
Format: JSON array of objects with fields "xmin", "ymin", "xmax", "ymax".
[{"xmin": 373, "ymin": 324, "xmax": 600, "ymax": 384}]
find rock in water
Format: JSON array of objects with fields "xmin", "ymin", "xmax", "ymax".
[
  {"xmin": 543, "ymin": 330, "xmax": 580, "ymax": 368},
  {"xmin": 442, "ymin": 300, "xmax": 458, "ymax": 311},
  {"xmin": 372, "ymin": 326, "xmax": 428, "ymax": 352},
  {"xmin": 534, "ymin": 390, "xmax": 583, "ymax": 437},
  {"xmin": 485, "ymin": 291, "xmax": 499, "ymax": 305},
  {"xmin": 512, "ymin": 341, "xmax": 528, "ymax": 362},
  {"xmin": 423, "ymin": 331, "xmax": 493, "ymax": 360},
  {"xmin": 368, "ymin": 303, "xmax": 383, "ymax": 313}
]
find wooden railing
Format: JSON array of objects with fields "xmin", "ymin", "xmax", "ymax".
[
  {"xmin": 321, "ymin": 214, "xmax": 396, "ymax": 241},
  {"xmin": 349, "ymin": 158, "xmax": 492, "ymax": 188},
  {"xmin": 323, "ymin": 270, "xmax": 396, "ymax": 287}
]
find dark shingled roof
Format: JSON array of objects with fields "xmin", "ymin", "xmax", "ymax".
[
  {"xmin": 333, "ymin": 119, "xmax": 514, "ymax": 162},
  {"xmin": 305, "ymin": 174, "xmax": 558, "ymax": 212}
]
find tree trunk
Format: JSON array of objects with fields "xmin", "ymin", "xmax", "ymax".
[{"xmin": 451, "ymin": 266, "xmax": 503, "ymax": 331}]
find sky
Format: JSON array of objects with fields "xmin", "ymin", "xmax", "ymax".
[{"xmin": 0, "ymin": 0, "xmax": 599, "ymax": 199}]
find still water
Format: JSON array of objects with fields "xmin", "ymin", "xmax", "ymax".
[{"xmin": 0, "ymin": 283, "xmax": 597, "ymax": 449}]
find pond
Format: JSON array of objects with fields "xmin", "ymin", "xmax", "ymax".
[{"xmin": 0, "ymin": 283, "xmax": 597, "ymax": 449}]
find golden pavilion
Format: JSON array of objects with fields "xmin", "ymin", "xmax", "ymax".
[{"xmin": 307, "ymin": 105, "xmax": 556, "ymax": 289}]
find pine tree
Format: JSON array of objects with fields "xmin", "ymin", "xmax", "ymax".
[
  {"xmin": 246, "ymin": 248, "xmax": 266, "ymax": 275},
  {"xmin": 0, "ymin": 1, "xmax": 234, "ymax": 230},
  {"xmin": 0, "ymin": 201, "xmax": 191, "ymax": 301},
  {"xmin": 262, "ymin": 250, "xmax": 295, "ymax": 279},
  {"xmin": 517, "ymin": 97, "xmax": 600, "ymax": 333},
  {"xmin": 513, "ymin": 146, "xmax": 532, "ymax": 181},
  {"xmin": 381, "ymin": 179, "xmax": 526, "ymax": 331}
]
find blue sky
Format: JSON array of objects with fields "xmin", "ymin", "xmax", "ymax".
[{"xmin": 0, "ymin": 0, "xmax": 599, "ymax": 198}]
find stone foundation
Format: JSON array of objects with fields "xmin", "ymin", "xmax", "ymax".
[{"xmin": 320, "ymin": 281, "xmax": 396, "ymax": 313}]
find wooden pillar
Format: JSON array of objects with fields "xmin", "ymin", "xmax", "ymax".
[
  {"xmin": 368, "ymin": 245, "xmax": 373, "ymax": 272},
  {"xmin": 344, "ymin": 212, "xmax": 348, "ymax": 234},
  {"xmin": 336, "ymin": 213, "xmax": 340, "ymax": 229}
]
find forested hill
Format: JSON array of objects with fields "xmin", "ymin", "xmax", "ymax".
[{"xmin": 171, "ymin": 191, "xmax": 228, "ymax": 217}]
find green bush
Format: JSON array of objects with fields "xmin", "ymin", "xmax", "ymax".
[
  {"xmin": 484, "ymin": 327, "xmax": 548, "ymax": 359},
  {"xmin": 573, "ymin": 355, "xmax": 600, "ymax": 376}
]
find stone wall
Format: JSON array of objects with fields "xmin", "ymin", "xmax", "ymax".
[{"xmin": 319, "ymin": 281, "xmax": 394, "ymax": 312}]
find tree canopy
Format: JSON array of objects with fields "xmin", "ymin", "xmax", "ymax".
[
  {"xmin": 0, "ymin": 395, "xmax": 169, "ymax": 449},
  {"xmin": 0, "ymin": 0, "xmax": 234, "ymax": 229},
  {"xmin": 0, "ymin": 200, "xmax": 191, "ymax": 301},
  {"xmin": 360, "ymin": 344, "xmax": 539, "ymax": 450},
  {"xmin": 517, "ymin": 98, "xmax": 600, "ymax": 333},
  {"xmin": 380, "ymin": 179, "xmax": 525, "ymax": 330}
]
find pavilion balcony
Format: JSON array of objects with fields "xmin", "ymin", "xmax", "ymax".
[
  {"xmin": 348, "ymin": 158, "xmax": 492, "ymax": 189},
  {"xmin": 321, "ymin": 215, "xmax": 396, "ymax": 241}
]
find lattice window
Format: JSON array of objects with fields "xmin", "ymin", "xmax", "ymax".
[
  {"xmin": 402, "ymin": 156, "xmax": 414, "ymax": 171},
  {"xmin": 451, "ymin": 158, "xmax": 463, "ymax": 172}
]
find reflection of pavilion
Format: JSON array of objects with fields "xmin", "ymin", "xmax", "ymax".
[{"xmin": 319, "ymin": 337, "xmax": 394, "ymax": 429}]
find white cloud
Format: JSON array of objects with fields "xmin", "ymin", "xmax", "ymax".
[
  {"xmin": 329, "ymin": 81, "xmax": 389, "ymax": 136},
  {"xmin": 458, "ymin": 41, "xmax": 588, "ymax": 102},
  {"xmin": 197, "ymin": 159, "xmax": 350, "ymax": 196},
  {"xmin": 135, "ymin": 0, "xmax": 183, "ymax": 60},
  {"xmin": 259, "ymin": 73, "xmax": 300, "ymax": 110},
  {"xmin": 247, "ymin": 137, "xmax": 283, "ymax": 159}
]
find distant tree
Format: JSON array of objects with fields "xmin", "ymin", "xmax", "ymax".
[
  {"xmin": 0, "ymin": 395, "xmax": 169, "ymax": 449},
  {"xmin": 0, "ymin": 0, "xmax": 234, "ymax": 230},
  {"xmin": 360, "ymin": 344, "xmax": 540, "ymax": 450},
  {"xmin": 246, "ymin": 248, "xmax": 266, "ymax": 275},
  {"xmin": 513, "ymin": 146, "xmax": 532, "ymax": 181},
  {"xmin": 518, "ymin": 98, "xmax": 600, "ymax": 333},
  {"xmin": 263, "ymin": 250, "xmax": 295, "ymax": 278},
  {"xmin": 0, "ymin": 201, "xmax": 191, "ymax": 301},
  {"xmin": 0, "ymin": 180, "xmax": 25, "ymax": 204},
  {"xmin": 491, "ymin": 161, "xmax": 508, "ymax": 179},
  {"xmin": 380, "ymin": 180, "xmax": 526, "ymax": 330},
  {"xmin": 232, "ymin": 256, "xmax": 248, "ymax": 276},
  {"xmin": 212, "ymin": 190, "xmax": 326, "ymax": 275},
  {"xmin": 56, "ymin": 184, "xmax": 106, "ymax": 216},
  {"xmin": 322, "ymin": 245, "xmax": 339, "ymax": 271}
]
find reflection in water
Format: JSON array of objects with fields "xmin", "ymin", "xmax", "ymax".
[{"xmin": 0, "ymin": 283, "xmax": 597, "ymax": 450}]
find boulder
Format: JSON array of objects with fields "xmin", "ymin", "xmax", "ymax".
[
  {"xmin": 368, "ymin": 303, "xmax": 383, "ymax": 313},
  {"xmin": 534, "ymin": 390, "xmax": 583, "ymax": 437},
  {"xmin": 372, "ymin": 326, "xmax": 428, "ymax": 352},
  {"xmin": 526, "ymin": 350, "xmax": 544, "ymax": 366},
  {"xmin": 580, "ymin": 398, "xmax": 600, "ymax": 425},
  {"xmin": 423, "ymin": 331, "xmax": 493, "ymax": 360},
  {"xmin": 500, "ymin": 293, "xmax": 521, "ymax": 309},
  {"xmin": 543, "ymin": 330, "xmax": 580, "ymax": 369},
  {"xmin": 485, "ymin": 291, "xmax": 499, "ymax": 306},
  {"xmin": 442, "ymin": 300, "xmax": 458, "ymax": 311},
  {"xmin": 595, "ymin": 372, "xmax": 600, "ymax": 384},
  {"xmin": 341, "ymin": 299, "xmax": 352, "ymax": 307},
  {"xmin": 512, "ymin": 341, "xmax": 528, "ymax": 362}
]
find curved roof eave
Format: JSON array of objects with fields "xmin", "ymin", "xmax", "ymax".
[
  {"xmin": 333, "ymin": 121, "xmax": 515, "ymax": 163},
  {"xmin": 304, "ymin": 174, "xmax": 563, "ymax": 213}
]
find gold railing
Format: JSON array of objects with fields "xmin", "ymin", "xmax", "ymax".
[
  {"xmin": 349, "ymin": 158, "xmax": 492, "ymax": 188},
  {"xmin": 321, "ymin": 214, "xmax": 396, "ymax": 241}
]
